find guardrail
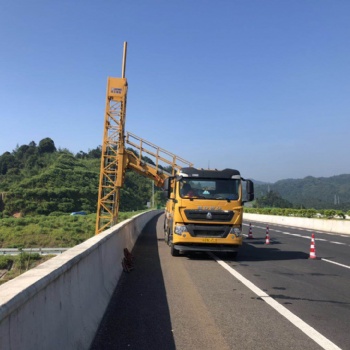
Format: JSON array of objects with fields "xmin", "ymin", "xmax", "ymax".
[
  {"xmin": 244, "ymin": 213, "xmax": 350, "ymax": 235},
  {"xmin": 0, "ymin": 209, "xmax": 163, "ymax": 350},
  {"xmin": 0, "ymin": 248, "xmax": 69, "ymax": 255}
]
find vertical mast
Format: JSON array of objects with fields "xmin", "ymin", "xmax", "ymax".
[{"xmin": 95, "ymin": 42, "xmax": 128, "ymax": 234}]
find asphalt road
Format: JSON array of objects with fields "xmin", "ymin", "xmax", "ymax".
[{"xmin": 90, "ymin": 214, "xmax": 350, "ymax": 350}]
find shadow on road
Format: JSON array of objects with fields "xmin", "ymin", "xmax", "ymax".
[
  {"xmin": 90, "ymin": 213, "xmax": 176, "ymax": 350},
  {"xmin": 237, "ymin": 240, "xmax": 310, "ymax": 261}
]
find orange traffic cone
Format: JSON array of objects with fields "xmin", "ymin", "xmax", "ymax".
[
  {"xmin": 309, "ymin": 233, "xmax": 317, "ymax": 259},
  {"xmin": 265, "ymin": 226, "xmax": 270, "ymax": 244},
  {"xmin": 248, "ymin": 223, "xmax": 254, "ymax": 239}
]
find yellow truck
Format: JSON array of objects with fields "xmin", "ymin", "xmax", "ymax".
[
  {"xmin": 95, "ymin": 43, "xmax": 255, "ymax": 250},
  {"xmin": 164, "ymin": 167, "xmax": 254, "ymax": 257}
]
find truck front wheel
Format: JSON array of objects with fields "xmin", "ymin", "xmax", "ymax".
[{"xmin": 170, "ymin": 243, "xmax": 180, "ymax": 257}]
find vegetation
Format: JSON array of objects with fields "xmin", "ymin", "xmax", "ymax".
[
  {"xmin": 0, "ymin": 138, "xmax": 166, "ymax": 217},
  {"xmin": 0, "ymin": 211, "xmax": 147, "ymax": 248},
  {"xmin": 253, "ymin": 190, "xmax": 294, "ymax": 209},
  {"xmin": 0, "ymin": 252, "xmax": 54, "ymax": 286},
  {"xmin": 0, "ymin": 213, "xmax": 95, "ymax": 248},
  {"xmin": 2, "ymin": 137, "xmax": 348, "ymax": 220},
  {"xmin": 1, "ymin": 137, "xmax": 349, "ymax": 284},
  {"xmin": 0, "ymin": 210, "xmax": 145, "ymax": 285},
  {"xmin": 254, "ymin": 175, "xmax": 350, "ymax": 211},
  {"xmin": 0, "ymin": 137, "xmax": 166, "ymax": 283}
]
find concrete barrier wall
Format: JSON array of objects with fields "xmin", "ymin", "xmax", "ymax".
[
  {"xmin": 244, "ymin": 213, "xmax": 350, "ymax": 235},
  {"xmin": 0, "ymin": 210, "xmax": 162, "ymax": 350}
]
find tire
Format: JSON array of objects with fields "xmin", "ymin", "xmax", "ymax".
[
  {"xmin": 170, "ymin": 243, "xmax": 180, "ymax": 257},
  {"xmin": 164, "ymin": 229, "xmax": 171, "ymax": 246}
]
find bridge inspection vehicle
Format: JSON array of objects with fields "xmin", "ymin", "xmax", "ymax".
[{"xmin": 95, "ymin": 42, "xmax": 254, "ymax": 257}]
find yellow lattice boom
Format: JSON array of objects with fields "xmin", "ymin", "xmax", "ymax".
[{"xmin": 95, "ymin": 43, "xmax": 192, "ymax": 234}]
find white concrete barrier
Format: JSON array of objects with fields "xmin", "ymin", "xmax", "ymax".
[
  {"xmin": 0, "ymin": 210, "xmax": 162, "ymax": 350},
  {"xmin": 244, "ymin": 213, "xmax": 350, "ymax": 235}
]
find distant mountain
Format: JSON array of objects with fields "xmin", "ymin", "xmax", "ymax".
[
  {"xmin": 249, "ymin": 179, "xmax": 271, "ymax": 186},
  {"xmin": 254, "ymin": 174, "xmax": 350, "ymax": 210}
]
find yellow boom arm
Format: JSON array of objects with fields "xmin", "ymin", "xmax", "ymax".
[{"xmin": 95, "ymin": 43, "xmax": 192, "ymax": 234}]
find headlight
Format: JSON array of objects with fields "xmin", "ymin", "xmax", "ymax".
[
  {"xmin": 174, "ymin": 224, "xmax": 187, "ymax": 235},
  {"xmin": 229, "ymin": 227, "xmax": 242, "ymax": 237}
]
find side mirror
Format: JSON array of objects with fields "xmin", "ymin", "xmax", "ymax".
[
  {"xmin": 243, "ymin": 179, "xmax": 254, "ymax": 203},
  {"xmin": 164, "ymin": 178, "xmax": 170, "ymax": 192},
  {"xmin": 246, "ymin": 180, "xmax": 254, "ymax": 201},
  {"xmin": 163, "ymin": 177, "xmax": 174, "ymax": 199}
]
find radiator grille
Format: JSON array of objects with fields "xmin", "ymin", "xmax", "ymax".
[
  {"xmin": 184, "ymin": 210, "xmax": 234, "ymax": 222},
  {"xmin": 186, "ymin": 224, "xmax": 231, "ymax": 238}
]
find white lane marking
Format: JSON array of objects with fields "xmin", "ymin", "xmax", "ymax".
[
  {"xmin": 245, "ymin": 226, "xmax": 349, "ymax": 245},
  {"xmin": 322, "ymin": 258, "xmax": 350, "ymax": 269},
  {"xmin": 210, "ymin": 253, "xmax": 342, "ymax": 350},
  {"xmin": 282, "ymin": 232, "xmax": 309, "ymax": 239},
  {"xmin": 245, "ymin": 222, "xmax": 350, "ymax": 237}
]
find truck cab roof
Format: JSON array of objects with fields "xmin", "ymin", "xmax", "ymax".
[{"xmin": 178, "ymin": 167, "xmax": 241, "ymax": 179}]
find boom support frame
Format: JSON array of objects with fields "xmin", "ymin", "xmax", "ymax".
[{"xmin": 95, "ymin": 43, "xmax": 192, "ymax": 234}]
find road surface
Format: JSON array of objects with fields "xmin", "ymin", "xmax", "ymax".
[{"xmin": 91, "ymin": 214, "xmax": 350, "ymax": 350}]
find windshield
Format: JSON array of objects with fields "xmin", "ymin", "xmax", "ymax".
[{"xmin": 179, "ymin": 178, "xmax": 240, "ymax": 200}]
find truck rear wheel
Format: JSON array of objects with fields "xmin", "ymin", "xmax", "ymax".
[{"xmin": 170, "ymin": 243, "xmax": 180, "ymax": 257}]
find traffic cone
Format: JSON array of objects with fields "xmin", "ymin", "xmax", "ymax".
[
  {"xmin": 248, "ymin": 223, "xmax": 254, "ymax": 239},
  {"xmin": 309, "ymin": 233, "xmax": 317, "ymax": 259},
  {"xmin": 265, "ymin": 226, "xmax": 270, "ymax": 244}
]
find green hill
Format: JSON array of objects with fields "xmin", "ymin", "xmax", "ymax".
[
  {"xmin": 1, "ymin": 137, "xmax": 349, "ymax": 215},
  {"xmin": 254, "ymin": 174, "xmax": 350, "ymax": 210},
  {"xmin": 0, "ymin": 138, "xmax": 162, "ymax": 217}
]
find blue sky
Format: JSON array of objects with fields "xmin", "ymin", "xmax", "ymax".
[{"xmin": 1, "ymin": 1, "xmax": 349, "ymax": 182}]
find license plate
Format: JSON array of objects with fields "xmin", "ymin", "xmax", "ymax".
[{"xmin": 202, "ymin": 238, "xmax": 217, "ymax": 243}]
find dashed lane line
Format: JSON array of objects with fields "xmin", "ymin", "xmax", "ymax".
[
  {"xmin": 321, "ymin": 258, "xmax": 350, "ymax": 270},
  {"xmin": 243, "ymin": 223, "xmax": 349, "ymax": 246},
  {"xmin": 245, "ymin": 222, "xmax": 350, "ymax": 237}
]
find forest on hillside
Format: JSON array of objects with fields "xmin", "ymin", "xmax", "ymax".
[
  {"xmin": 1, "ymin": 137, "xmax": 349, "ymax": 217},
  {"xmin": 0, "ymin": 138, "xmax": 164, "ymax": 217},
  {"xmin": 254, "ymin": 175, "xmax": 350, "ymax": 211}
]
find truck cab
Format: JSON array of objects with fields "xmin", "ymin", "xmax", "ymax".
[{"xmin": 164, "ymin": 167, "xmax": 254, "ymax": 257}]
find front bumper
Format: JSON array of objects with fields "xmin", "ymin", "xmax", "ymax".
[{"xmin": 173, "ymin": 243, "xmax": 240, "ymax": 253}]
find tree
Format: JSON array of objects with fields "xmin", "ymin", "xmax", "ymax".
[
  {"xmin": 76, "ymin": 151, "xmax": 88, "ymax": 159},
  {"xmin": 87, "ymin": 146, "xmax": 102, "ymax": 159},
  {"xmin": 0, "ymin": 152, "xmax": 16, "ymax": 175},
  {"xmin": 254, "ymin": 190, "xmax": 293, "ymax": 208},
  {"xmin": 38, "ymin": 138, "xmax": 56, "ymax": 154}
]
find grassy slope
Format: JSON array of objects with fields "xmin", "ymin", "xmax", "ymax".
[{"xmin": 0, "ymin": 210, "xmax": 146, "ymax": 285}]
